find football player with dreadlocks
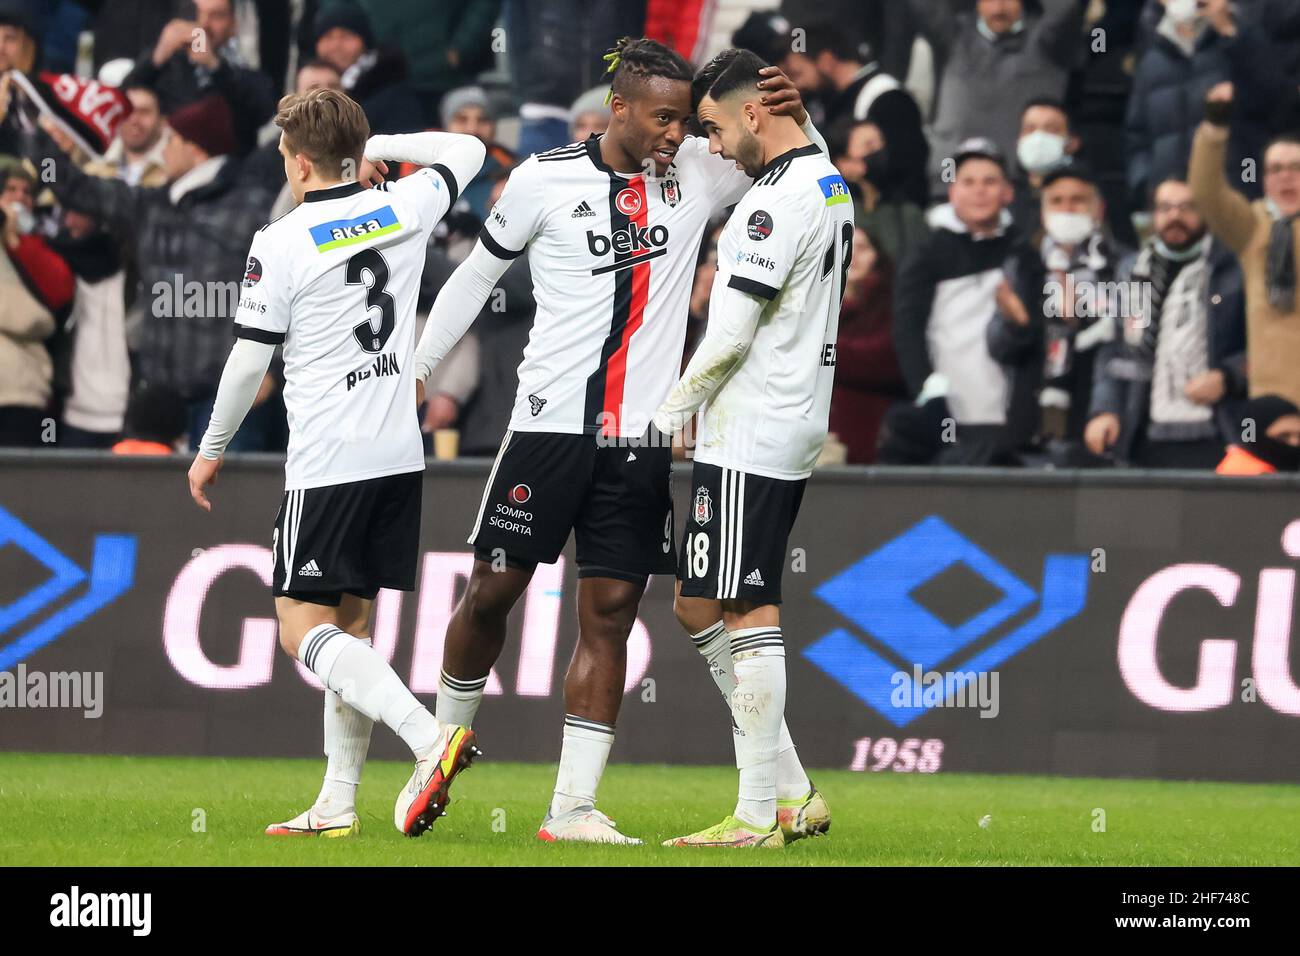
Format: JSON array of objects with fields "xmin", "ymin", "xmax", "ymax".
[{"xmin": 412, "ymin": 37, "xmax": 826, "ymax": 844}]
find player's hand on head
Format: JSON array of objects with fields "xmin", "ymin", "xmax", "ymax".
[
  {"xmin": 188, "ymin": 453, "xmax": 223, "ymax": 512},
  {"xmin": 357, "ymin": 158, "xmax": 389, "ymax": 188},
  {"xmin": 756, "ymin": 66, "xmax": 807, "ymax": 126}
]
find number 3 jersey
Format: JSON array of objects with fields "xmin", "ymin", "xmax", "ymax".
[
  {"xmin": 479, "ymin": 135, "xmax": 753, "ymax": 438},
  {"xmin": 234, "ymin": 171, "xmax": 454, "ymax": 490},
  {"xmin": 697, "ymin": 145, "xmax": 855, "ymax": 481}
]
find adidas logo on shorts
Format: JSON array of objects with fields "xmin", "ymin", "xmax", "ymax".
[
  {"xmin": 744, "ymin": 568, "xmax": 765, "ymax": 587},
  {"xmin": 571, "ymin": 201, "xmax": 596, "ymax": 219},
  {"xmin": 299, "ymin": 559, "xmax": 323, "ymax": 577}
]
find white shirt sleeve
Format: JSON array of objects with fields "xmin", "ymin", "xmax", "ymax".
[
  {"xmin": 367, "ymin": 132, "xmax": 487, "ymax": 233},
  {"xmin": 724, "ymin": 189, "xmax": 805, "ymax": 303},
  {"xmin": 365, "ymin": 131, "xmax": 487, "ymax": 195},
  {"xmin": 232, "ymin": 229, "xmax": 291, "ymax": 344},
  {"xmin": 198, "ymin": 338, "xmax": 276, "ymax": 459},
  {"xmin": 653, "ymin": 275, "xmax": 765, "ymax": 435},
  {"xmin": 412, "ymin": 240, "xmax": 512, "ymax": 384},
  {"xmin": 477, "ymin": 156, "xmax": 546, "ymax": 260}
]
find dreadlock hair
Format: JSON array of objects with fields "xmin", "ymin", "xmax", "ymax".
[
  {"xmin": 691, "ymin": 48, "xmax": 770, "ymax": 109},
  {"xmin": 601, "ymin": 36, "xmax": 693, "ymax": 105}
]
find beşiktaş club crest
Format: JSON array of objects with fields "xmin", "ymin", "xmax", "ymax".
[
  {"xmin": 660, "ymin": 176, "xmax": 682, "ymax": 207},
  {"xmin": 694, "ymin": 486, "xmax": 713, "ymax": 525}
]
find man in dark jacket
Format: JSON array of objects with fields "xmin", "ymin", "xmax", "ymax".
[
  {"xmin": 1085, "ymin": 177, "xmax": 1246, "ymax": 468},
  {"xmin": 988, "ymin": 159, "xmax": 1134, "ymax": 464},
  {"xmin": 801, "ymin": 22, "xmax": 930, "ymax": 208},
  {"xmin": 0, "ymin": 0, "xmax": 40, "ymax": 158},
  {"xmin": 908, "ymin": 0, "xmax": 1083, "ymax": 198},
  {"xmin": 1124, "ymin": 0, "xmax": 1277, "ymax": 205},
  {"xmin": 30, "ymin": 95, "xmax": 276, "ymax": 446},
  {"xmin": 312, "ymin": 3, "xmax": 423, "ymax": 135},
  {"xmin": 891, "ymin": 138, "xmax": 1021, "ymax": 465},
  {"xmin": 125, "ymin": 0, "xmax": 277, "ymax": 156},
  {"xmin": 356, "ymin": 0, "xmax": 500, "ymax": 125}
]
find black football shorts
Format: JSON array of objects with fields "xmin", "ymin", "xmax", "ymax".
[
  {"xmin": 271, "ymin": 469, "xmax": 421, "ymax": 606},
  {"xmin": 677, "ymin": 461, "xmax": 806, "ymax": 605},
  {"xmin": 468, "ymin": 429, "xmax": 675, "ymax": 582}
]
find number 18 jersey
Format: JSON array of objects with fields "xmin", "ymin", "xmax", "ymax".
[
  {"xmin": 234, "ymin": 171, "xmax": 454, "ymax": 490},
  {"xmin": 696, "ymin": 145, "xmax": 855, "ymax": 481}
]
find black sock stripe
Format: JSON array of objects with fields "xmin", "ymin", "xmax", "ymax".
[
  {"xmin": 564, "ymin": 714, "xmax": 616, "ymax": 735},
  {"xmin": 731, "ymin": 636, "xmax": 786, "ymax": 652},
  {"xmin": 690, "ymin": 622, "xmax": 727, "ymax": 647},
  {"xmin": 440, "ymin": 670, "xmax": 489, "ymax": 691},
  {"xmin": 304, "ymin": 626, "xmax": 345, "ymax": 673}
]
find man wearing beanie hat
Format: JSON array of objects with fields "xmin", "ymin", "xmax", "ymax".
[
  {"xmin": 27, "ymin": 94, "xmax": 276, "ymax": 447},
  {"xmin": 0, "ymin": 0, "xmax": 39, "ymax": 156},
  {"xmin": 437, "ymin": 85, "xmax": 513, "ymax": 219},
  {"xmin": 313, "ymin": 3, "xmax": 422, "ymax": 135},
  {"xmin": 346, "ymin": 0, "xmax": 499, "ymax": 128},
  {"xmin": 1217, "ymin": 395, "xmax": 1300, "ymax": 474},
  {"xmin": 125, "ymin": 0, "xmax": 276, "ymax": 155}
]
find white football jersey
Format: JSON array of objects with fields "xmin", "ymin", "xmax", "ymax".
[
  {"xmin": 480, "ymin": 135, "xmax": 752, "ymax": 438},
  {"xmin": 234, "ymin": 170, "xmax": 454, "ymax": 490},
  {"xmin": 695, "ymin": 145, "xmax": 855, "ymax": 480}
]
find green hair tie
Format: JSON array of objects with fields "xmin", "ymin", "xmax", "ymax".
[{"xmin": 602, "ymin": 50, "xmax": 620, "ymax": 104}]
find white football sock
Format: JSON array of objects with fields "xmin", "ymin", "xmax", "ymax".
[
  {"xmin": 729, "ymin": 627, "xmax": 786, "ymax": 830},
  {"xmin": 314, "ymin": 640, "xmax": 374, "ymax": 815},
  {"xmin": 548, "ymin": 714, "xmax": 615, "ymax": 818},
  {"xmin": 298, "ymin": 624, "xmax": 440, "ymax": 758},
  {"xmin": 691, "ymin": 622, "xmax": 810, "ymax": 802},
  {"xmin": 436, "ymin": 669, "xmax": 488, "ymax": 728}
]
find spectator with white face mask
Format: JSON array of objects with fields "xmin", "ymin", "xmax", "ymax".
[
  {"xmin": 1010, "ymin": 97, "xmax": 1082, "ymax": 231},
  {"xmin": 989, "ymin": 158, "xmax": 1135, "ymax": 464}
]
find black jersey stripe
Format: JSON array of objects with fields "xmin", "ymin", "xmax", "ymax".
[
  {"xmin": 582, "ymin": 168, "xmax": 637, "ymax": 435},
  {"xmin": 430, "ymin": 163, "xmax": 459, "ymax": 206},
  {"xmin": 234, "ymin": 324, "xmax": 286, "ymax": 345},
  {"xmin": 479, "ymin": 228, "xmax": 525, "ymax": 261},
  {"xmin": 727, "ymin": 275, "xmax": 781, "ymax": 301}
]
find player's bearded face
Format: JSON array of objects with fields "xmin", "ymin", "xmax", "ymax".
[
  {"xmin": 700, "ymin": 96, "xmax": 764, "ymax": 178},
  {"xmin": 733, "ymin": 126, "xmax": 765, "ymax": 178}
]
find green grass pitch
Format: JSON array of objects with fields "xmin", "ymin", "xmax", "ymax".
[{"xmin": 2, "ymin": 753, "xmax": 1297, "ymax": 866}]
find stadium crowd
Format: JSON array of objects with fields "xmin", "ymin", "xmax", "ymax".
[{"xmin": 2, "ymin": 0, "xmax": 1300, "ymax": 473}]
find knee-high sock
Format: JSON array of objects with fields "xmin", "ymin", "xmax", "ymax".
[
  {"xmin": 691, "ymin": 622, "xmax": 810, "ymax": 801},
  {"xmin": 728, "ymin": 627, "xmax": 786, "ymax": 830},
  {"xmin": 315, "ymin": 640, "xmax": 375, "ymax": 814},
  {"xmin": 298, "ymin": 624, "xmax": 440, "ymax": 757},
  {"xmin": 549, "ymin": 714, "xmax": 615, "ymax": 817},
  {"xmin": 436, "ymin": 668, "xmax": 488, "ymax": 728}
]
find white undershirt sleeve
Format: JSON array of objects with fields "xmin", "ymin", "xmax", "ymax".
[
  {"xmin": 364, "ymin": 131, "xmax": 487, "ymax": 203},
  {"xmin": 652, "ymin": 282, "xmax": 766, "ymax": 435},
  {"xmin": 413, "ymin": 240, "xmax": 512, "ymax": 384},
  {"xmin": 198, "ymin": 338, "xmax": 277, "ymax": 460},
  {"xmin": 801, "ymin": 115, "xmax": 828, "ymax": 155}
]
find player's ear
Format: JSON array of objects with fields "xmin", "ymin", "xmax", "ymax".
[
  {"xmin": 608, "ymin": 92, "xmax": 626, "ymax": 125},
  {"xmin": 295, "ymin": 151, "xmax": 312, "ymax": 183}
]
